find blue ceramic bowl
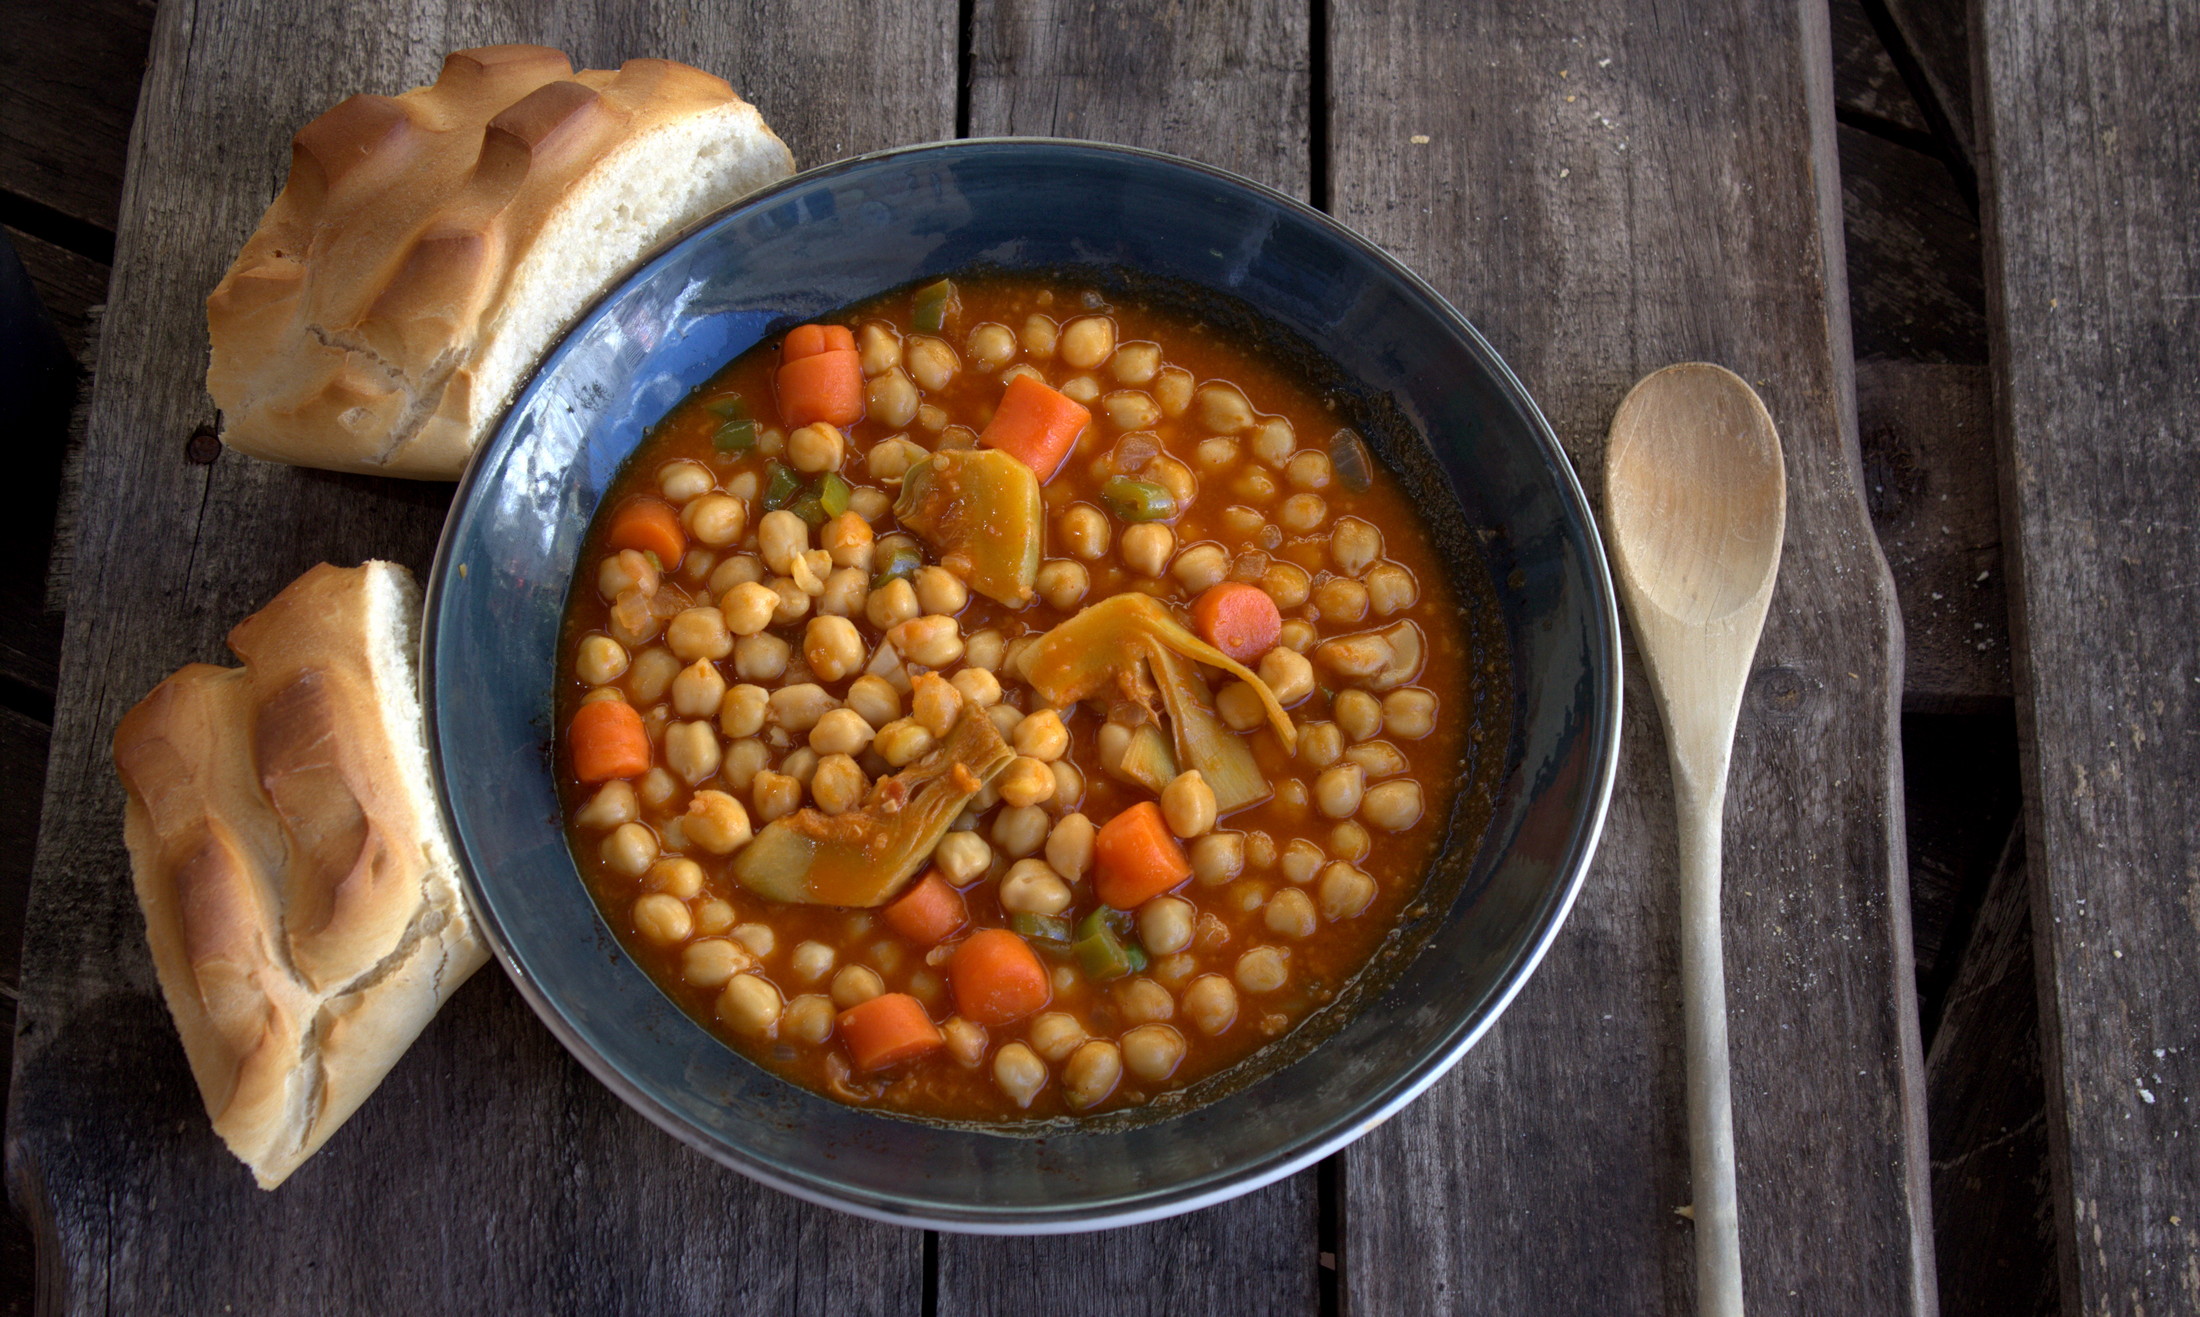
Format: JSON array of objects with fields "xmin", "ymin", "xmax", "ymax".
[{"xmin": 424, "ymin": 140, "xmax": 1620, "ymax": 1231}]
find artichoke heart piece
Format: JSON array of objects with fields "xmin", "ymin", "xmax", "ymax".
[
  {"xmin": 1019, "ymin": 594, "xmax": 1294, "ymax": 814},
  {"xmin": 892, "ymin": 447, "xmax": 1042, "ymax": 606},
  {"xmin": 732, "ymin": 707, "xmax": 1013, "ymax": 907}
]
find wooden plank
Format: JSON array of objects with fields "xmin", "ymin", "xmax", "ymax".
[
  {"xmin": 4, "ymin": 2, "xmax": 953, "ymax": 1310},
  {"xmin": 1831, "ymin": 0, "xmax": 1931, "ymax": 135},
  {"xmin": 1878, "ymin": 0, "xmax": 1976, "ymax": 170},
  {"xmin": 6, "ymin": 228, "xmax": 108, "ymax": 371},
  {"xmin": 1924, "ymin": 824, "xmax": 2057, "ymax": 1317},
  {"xmin": 1972, "ymin": 1, "xmax": 2200, "ymax": 1310},
  {"xmin": 937, "ymin": 4, "xmax": 1321, "ymax": 1310},
  {"xmin": 1855, "ymin": 362, "xmax": 2006, "ymax": 708},
  {"xmin": 1899, "ymin": 710, "xmax": 2021, "ymax": 1028},
  {"xmin": 0, "ymin": 0, "xmax": 155, "ymax": 236},
  {"xmin": 1328, "ymin": 3, "xmax": 1933, "ymax": 1311},
  {"xmin": 1839, "ymin": 125, "xmax": 1987, "ymax": 364}
]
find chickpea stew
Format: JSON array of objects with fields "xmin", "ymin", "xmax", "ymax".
[{"xmin": 557, "ymin": 274, "xmax": 1508, "ymax": 1123}]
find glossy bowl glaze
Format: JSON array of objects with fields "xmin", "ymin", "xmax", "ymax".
[{"xmin": 424, "ymin": 139, "xmax": 1620, "ymax": 1232}]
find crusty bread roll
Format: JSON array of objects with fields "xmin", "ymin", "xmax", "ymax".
[
  {"xmin": 206, "ymin": 46, "xmax": 794, "ymax": 479},
  {"xmin": 113, "ymin": 561, "xmax": 487, "ymax": 1188}
]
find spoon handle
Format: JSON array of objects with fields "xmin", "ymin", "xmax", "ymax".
[{"xmin": 1677, "ymin": 776, "xmax": 1744, "ymax": 1316}]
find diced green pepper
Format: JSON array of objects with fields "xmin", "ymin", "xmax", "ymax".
[
  {"xmin": 705, "ymin": 396, "xmax": 750, "ymax": 419},
  {"xmin": 819, "ymin": 471, "xmax": 852, "ymax": 518},
  {"xmin": 762, "ymin": 461, "xmax": 803, "ymax": 510},
  {"xmin": 1101, "ymin": 476, "xmax": 1178, "ymax": 523},
  {"xmin": 871, "ymin": 541, "xmax": 923, "ymax": 588},
  {"xmin": 786, "ymin": 488, "xmax": 828, "ymax": 527},
  {"xmin": 913, "ymin": 278, "xmax": 957, "ymax": 332},
  {"xmin": 713, "ymin": 419, "xmax": 757, "ymax": 453},
  {"xmin": 1010, "ymin": 912, "xmax": 1074, "ymax": 948},
  {"xmin": 1071, "ymin": 907, "xmax": 1148, "ymax": 981}
]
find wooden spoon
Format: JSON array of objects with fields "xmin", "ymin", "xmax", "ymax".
[{"xmin": 1603, "ymin": 363, "xmax": 1786, "ymax": 1317}]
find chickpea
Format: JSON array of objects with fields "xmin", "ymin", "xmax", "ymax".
[
  {"xmin": 856, "ymin": 321, "xmax": 903, "ymax": 375},
  {"xmin": 866, "ymin": 578, "xmax": 921, "ymax": 631},
  {"xmin": 1236, "ymin": 945, "xmax": 1290, "ymax": 993},
  {"xmin": 1215, "ymin": 681, "xmax": 1267, "ymax": 732},
  {"xmin": 1330, "ymin": 516, "xmax": 1384, "ymax": 575},
  {"xmin": 1045, "ymin": 813, "xmax": 1097, "ymax": 881},
  {"xmin": 637, "ymin": 767, "xmax": 680, "ymax": 811},
  {"xmin": 598, "ymin": 549, "xmax": 660, "ymax": 601},
  {"xmin": 709, "ymin": 555, "xmax": 765, "ymax": 596},
  {"xmin": 693, "ymin": 900, "xmax": 735, "ymax": 938},
  {"xmin": 812, "ymin": 513, "xmax": 871, "ymax": 573},
  {"xmin": 598, "ymin": 826, "xmax": 655, "ymax": 875},
  {"xmin": 843, "ymin": 674, "xmax": 901, "ymax": 729},
  {"xmin": 1172, "ymin": 543, "xmax": 1229, "ymax": 593},
  {"xmin": 966, "ymin": 321, "xmax": 1017, "ymax": 371},
  {"xmin": 907, "ymin": 674, "xmax": 962, "ymax": 738},
  {"xmin": 1000, "ymin": 858, "xmax": 1073, "ymax": 915},
  {"xmin": 1363, "ymin": 779, "xmax": 1426, "ymax": 831},
  {"xmin": 1220, "ymin": 505, "xmax": 1267, "ymax": 540},
  {"xmin": 1249, "ymin": 417, "xmax": 1296, "ymax": 466},
  {"xmin": 866, "ymin": 434, "xmax": 925, "ymax": 483},
  {"xmin": 914, "ymin": 565, "xmax": 969, "ymax": 615},
  {"xmin": 1314, "ymin": 762, "xmax": 1367, "ymax": 819},
  {"xmin": 993, "ymin": 804, "xmax": 1050, "ymax": 858},
  {"xmin": 670, "ymin": 658, "xmax": 726, "ymax": 719},
  {"xmin": 1258, "ymin": 648, "xmax": 1316, "ymax": 706},
  {"xmin": 1298, "ymin": 721, "xmax": 1344, "ymax": 769},
  {"xmin": 770, "ymin": 575, "xmax": 815, "ymax": 626},
  {"xmin": 682, "ymin": 938, "xmax": 753, "ymax": 988},
  {"xmin": 709, "ymin": 687, "xmax": 763, "ymax": 742},
  {"xmin": 733, "ymin": 633, "xmax": 790, "ymax": 682},
  {"xmin": 781, "ymin": 993, "xmax": 836, "ymax": 1045},
  {"xmin": 676, "ymin": 792, "xmax": 748, "ymax": 856},
  {"xmin": 786, "ymin": 422, "xmax": 843, "ymax": 473},
  {"xmin": 889, "ymin": 614, "xmax": 964, "ymax": 668},
  {"xmin": 994, "ymin": 1041, "xmax": 1048, "ymax": 1107},
  {"xmin": 906, "ymin": 336, "xmax": 960, "ymax": 392},
  {"xmin": 1121, "ymin": 1024, "xmax": 1187, "ymax": 1083},
  {"xmin": 1013, "ymin": 312, "xmax": 1058, "ymax": 359},
  {"xmin": 934, "ymin": 830, "xmax": 992, "ymax": 883},
  {"xmin": 758, "ymin": 509, "xmax": 808, "ymax": 575},
  {"xmin": 1262, "ymin": 562, "xmax": 1312, "ymax": 610},
  {"xmin": 718, "ymin": 973, "xmax": 783, "ymax": 1036},
  {"xmin": 793, "ymin": 617, "xmax": 857, "ymax": 685},
  {"xmin": 1119, "ymin": 523, "xmax": 1175, "ymax": 578},
  {"xmin": 1139, "ymin": 896, "xmax": 1196, "ymax": 955},
  {"xmin": 1011, "ymin": 709, "xmax": 1069, "ymax": 762},
  {"xmin": 964, "ymin": 628, "xmax": 1006, "ymax": 672},
  {"xmin": 916, "ymin": 403, "xmax": 950, "ymax": 433},
  {"xmin": 830, "ymin": 964, "xmax": 886, "ymax": 1010},
  {"xmin": 1281, "ymin": 839, "xmax": 1326, "ymax": 884},
  {"xmin": 1161, "ymin": 771, "xmax": 1218, "ymax": 838},
  {"xmin": 1062, "ymin": 1039, "xmax": 1123, "ymax": 1109},
  {"xmin": 1059, "ymin": 316, "xmax": 1117, "ymax": 370},
  {"xmin": 606, "ymin": 591, "xmax": 662, "ymax": 648},
  {"xmin": 752, "ymin": 771, "xmax": 802, "ymax": 822},
  {"xmin": 664, "ymin": 721, "xmax": 721, "ymax": 785},
  {"xmin": 682, "ymin": 494, "xmax": 747, "ymax": 547},
  {"xmin": 1347, "ymin": 740, "xmax": 1409, "ymax": 779},
  {"xmin": 714, "ymin": 581, "xmax": 774, "ymax": 638},
  {"xmin": 1278, "ymin": 493, "xmax": 1329, "ymax": 535},
  {"xmin": 818, "ymin": 567, "xmax": 866, "ymax": 618},
  {"xmin": 1154, "ymin": 366, "xmax": 1195, "ymax": 417},
  {"xmin": 803, "ymin": 753, "xmax": 864, "ymax": 815},
  {"xmin": 809, "ymin": 707, "xmax": 874, "ymax": 757},
  {"xmin": 1245, "ymin": 830, "xmax": 1279, "ymax": 869},
  {"xmin": 1226, "ymin": 878, "xmax": 1271, "ymax": 915},
  {"xmin": 644, "ymin": 857, "xmax": 705, "ymax": 899},
  {"xmin": 1109, "ymin": 341, "xmax": 1162, "ymax": 384},
  {"xmin": 1103, "ymin": 391, "xmax": 1162, "ymax": 431},
  {"xmin": 1052, "ymin": 759, "xmax": 1086, "ymax": 808},
  {"xmin": 1366, "ymin": 562, "xmax": 1418, "ymax": 616},
  {"xmin": 873, "ymin": 718, "xmax": 937, "ymax": 768},
  {"xmin": 1279, "ymin": 619, "xmax": 1319, "ymax": 654},
  {"xmin": 575, "ymin": 780, "xmax": 638, "ymax": 830},
  {"xmin": 867, "ymin": 368, "xmax": 920, "ymax": 428},
  {"xmin": 1037, "ymin": 560, "xmax": 1090, "ymax": 610},
  {"xmin": 1116, "ymin": 977, "xmax": 1175, "ymax": 1024},
  {"xmin": 1285, "ymin": 449, "xmax": 1334, "ymax": 491},
  {"xmin": 1320, "ymin": 862, "xmax": 1378, "ymax": 920},
  {"xmin": 1059, "ymin": 505, "xmax": 1111, "ymax": 560},
  {"xmin": 947, "ymin": 675, "xmax": 1000, "ymax": 723},
  {"xmin": 1028, "ymin": 1012, "xmax": 1087, "ymax": 1063},
  {"xmin": 764, "ymin": 684, "xmax": 830, "ymax": 733},
  {"xmin": 575, "ymin": 634, "xmax": 629, "ymax": 686},
  {"xmin": 1314, "ymin": 576, "xmax": 1371, "ymax": 625},
  {"xmin": 1336, "ymin": 689, "xmax": 1385, "ymax": 741},
  {"xmin": 1330, "ymin": 820, "xmax": 1372, "ymax": 863},
  {"xmin": 1263, "ymin": 888, "xmax": 1318, "ymax": 940},
  {"xmin": 1191, "ymin": 831, "xmax": 1245, "ymax": 886},
  {"xmin": 1183, "ymin": 975, "xmax": 1240, "ymax": 1036},
  {"xmin": 632, "ymin": 892, "xmax": 692, "ymax": 946},
  {"xmin": 996, "ymin": 756, "xmax": 1058, "ymax": 808}
]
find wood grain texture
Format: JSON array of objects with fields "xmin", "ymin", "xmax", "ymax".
[
  {"xmin": 1831, "ymin": 0, "xmax": 1930, "ymax": 134},
  {"xmin": 1327, "ymin": 2, "xmax": 1932, "ymax": 1311},
  {"xmin": 6, "ymin": 230, "xmax": 108, "ymax": 371},
  {"xmin": 5, "ymin": 2, "xmax": 952, "ymax": 1311},
  {"xmin": 1856, "ymin": 362, "xmax": 2006, "ymax": 707},
  {"xmin": 1924, "ymin": 825, "xmax": 2056, "ymax": 1317},
  {"xmin": 941, "ymin": 4, "xmax": 1322, "ymax": 1311},
  {"xmin": 1878, "ymin": 0, "xmax": 1975, "ymax": 169},
  {"xmin": 1973, "ymin": 0, "xmax": 2200, "ymax": 1311},
  {"xmin": 0, "ymin": 0, "xmax": 155, "ymax": 234},
  {"xmin": 1839, "ymin": 124, "xmax": 1987, "ymax": 364}
]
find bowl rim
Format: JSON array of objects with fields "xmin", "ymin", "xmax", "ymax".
[{"xmin": 422, "ymin": 135, "xmax": 1622, "ymax": 1233}]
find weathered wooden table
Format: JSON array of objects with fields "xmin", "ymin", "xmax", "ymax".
[{"xmin": 0, "ymin": 0, "xmax": 2186, "ymax": 1312}]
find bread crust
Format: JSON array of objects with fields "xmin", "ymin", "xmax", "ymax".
[
  {"xmin": 207, "ymin": 46, "xmax": 793, "ymax": 479},
  {"xmin": 113, "ymin": 562, "xmax": 487, "ymax": 1187}
]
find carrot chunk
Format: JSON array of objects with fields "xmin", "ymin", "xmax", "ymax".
[
  {"xmin": 948, "ymin": 928, "xmax": 1052, "ymax": 1026},
  {"xmin": 1092, "ymin": 801, "xmax": 1193, "ymax": 909},
  {"xmin": 569, "ymin": 699, "xmax": 651, "ymax": 782},
  {"xmin": 782, "ymin": 322, "xmax": 857, "ymax": 361},
  {"xmin": 838, "ymin": 993, "xmax": 945, "ymax": 1071},
  {"xmin": 883, "ymin": 870, "xmax": 969, "ymax": 946},
  {"xmin": 603, "ymin": 497, "xmax": 686, "ymax": 569},
  {"xmin": 979, "ymin": 374, "xmax": 1091, "ymax": 482},
  {"xmin": 777, "ymin": 346, "xmax": 865, "ymax": 428},
  {"xmin": 1191, "ymin": 581, "xmax": 1283, "ymax": 663}
]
